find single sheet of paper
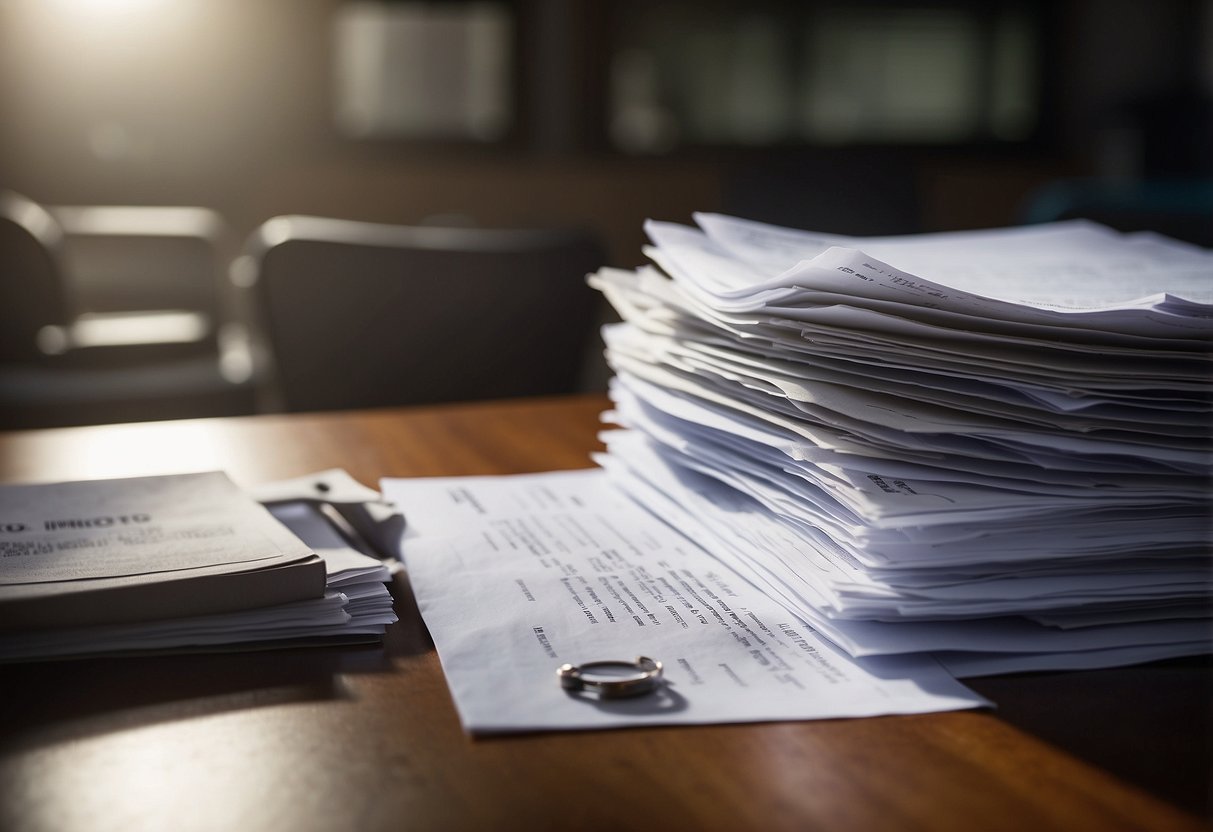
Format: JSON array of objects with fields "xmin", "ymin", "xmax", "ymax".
[{"xmin": 382, "ymin": 469, "xmax": 987, "ymax": 734}]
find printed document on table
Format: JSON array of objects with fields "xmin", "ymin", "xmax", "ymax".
[
  {"xmin": 382, "ymin": 469, "xmax": 987, "ymax": 734},
  {"xmin": 0, "ymin": 471, "xmax": 301, "ymax": 584},
  {"xmin": 0, "ymin": 472, "xmax": 327, "ymax": 633},
  {"xmin": 0, "ymin": 473, "xmax": 397, "ymax": 662}
]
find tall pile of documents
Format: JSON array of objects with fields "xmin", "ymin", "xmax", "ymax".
[{"xmin": 590, "ymin": 215, "xmax": 1212, "ymax": 676}]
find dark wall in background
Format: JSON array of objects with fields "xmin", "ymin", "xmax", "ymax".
[{"xmin": 0, "ymin": 0, "xmax": 1208, "ymax": 266}]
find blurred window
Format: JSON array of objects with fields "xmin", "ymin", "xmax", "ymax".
[
  {"xmin": 333, "ymin": 1, "xmax": 513, "ymax": 141},
  {"xmin": 608, "ymin": 1, "xmax": 1040, "ymax": 153}
]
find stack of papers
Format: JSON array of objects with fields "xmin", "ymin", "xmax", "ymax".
[
  {"xmin": 0, "ymin": 470, "xmax": 397, "ymax": 662},
  {"xmin": 589, "ymin": 214, "xmax": 1212, "ymax": 677}
]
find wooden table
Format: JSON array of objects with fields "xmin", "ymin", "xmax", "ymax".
[{"xmin": 0, "ymin": 395, "xmax": 1209, "ymax": 832}]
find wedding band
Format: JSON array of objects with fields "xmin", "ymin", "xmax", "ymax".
[{"xmin": 557, "ymin": 656, "xmax": 663, "ymax": 698}]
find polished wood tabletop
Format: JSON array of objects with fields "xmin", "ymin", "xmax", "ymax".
[{"xmin": 0, "ymin": 395, "xmax": 1209, "ymax": 832}]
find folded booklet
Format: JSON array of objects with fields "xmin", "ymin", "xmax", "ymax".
[
  {"xmin": 0, "ymin": 469, "xmax": 399, "ymax": 662},
  {"xmin": 0, "ymin": 471, "xmax": 327, "ymax": 632}
]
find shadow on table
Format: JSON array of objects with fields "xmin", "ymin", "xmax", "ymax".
[
  {"xmin": 562, "ymin": 682, "xmax": 690, "ymax": 718},
  {"xmin": 965, "ymin": 655, "xmax": 1213, "ymax": 820},
  {"xmin": 0, "ymin": 646, "xmax": 367, "ymax": 752},
  {"xmin": 0, "ymin": 564, "xmax": 433, "ymax": 754}
]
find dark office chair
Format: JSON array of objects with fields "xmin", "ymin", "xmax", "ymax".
[
  {"xmin": 236, "ymin": 215, "xmax": 608, "ymax": 413},
  {"xmin": 0, "ymin": 191, "xmax": 68, "ymax": 366},
  {"xmin": 0, "ymin": 190, "xmax": 257, "ymax": 428}
]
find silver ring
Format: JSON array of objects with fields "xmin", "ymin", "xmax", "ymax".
[{"xmin": 557, "ymin": 656, "xmax": 663, "ymax": 698}]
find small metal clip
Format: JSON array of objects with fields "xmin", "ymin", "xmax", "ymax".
[{"xmin": 556, "ymin": 656, "xmax": 664, "ymax": 698}]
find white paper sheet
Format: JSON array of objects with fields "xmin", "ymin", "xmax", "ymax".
[
  {"xmin": 383, "ymin": 470, "xmax": 988, "ymax": 734},
  {"xmin": 691, "ymin": 212, "xmax": 1213, "ymax": 308}
]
